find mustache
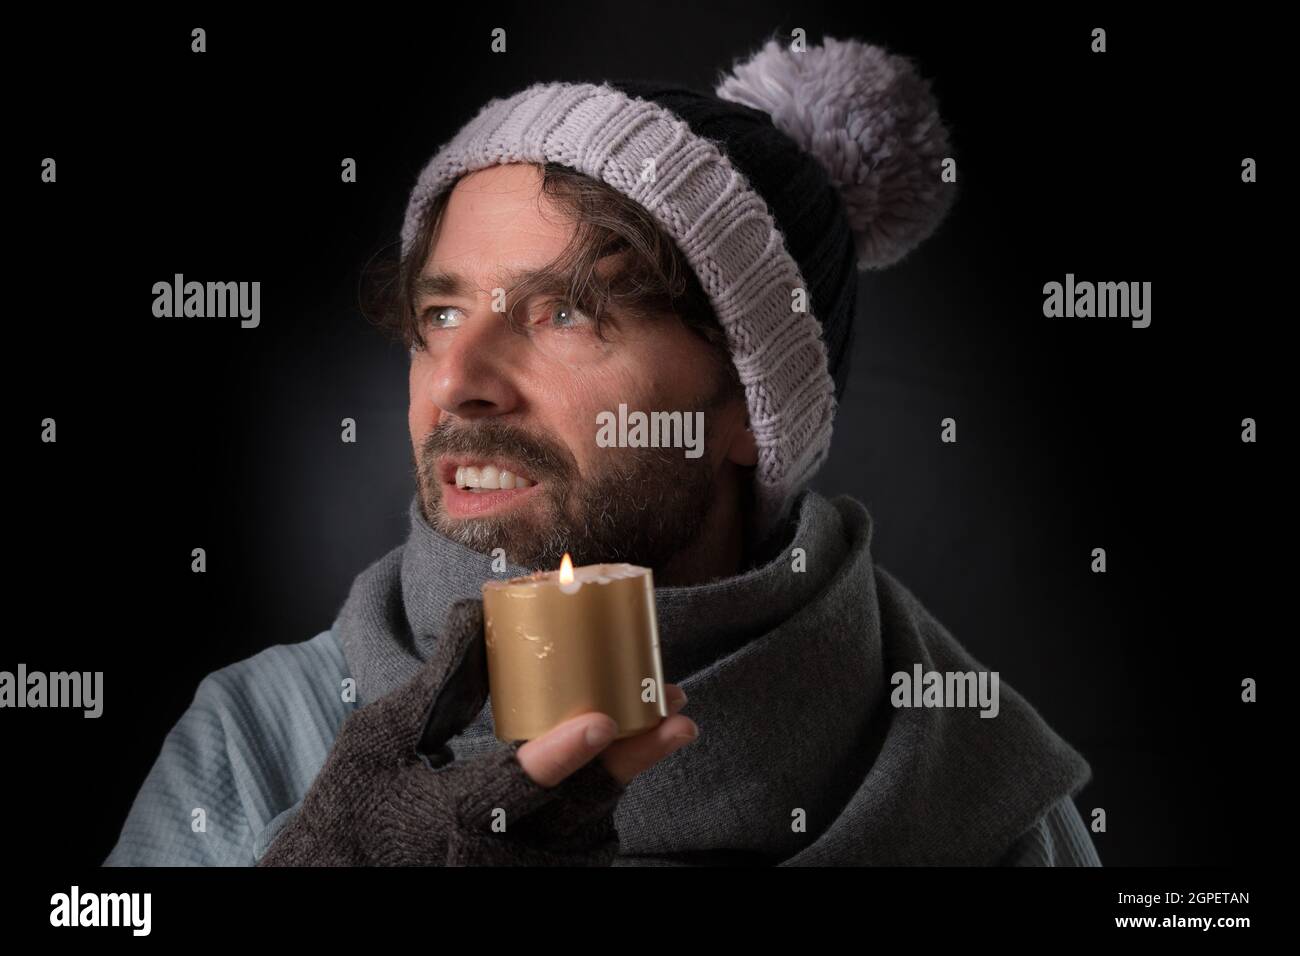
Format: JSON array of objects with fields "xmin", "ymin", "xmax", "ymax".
[{"xmin": 420, "ymin": 418, "xmax": 574, "ymax": 482}]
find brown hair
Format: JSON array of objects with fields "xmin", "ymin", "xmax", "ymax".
[{"xmin": 359, "ymin": 161, "xmax": 739, "ymax": 392}]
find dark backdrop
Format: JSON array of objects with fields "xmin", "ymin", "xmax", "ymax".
[{"xmin": 11, "ymin": 5, "xmax": 1278, "ymax": 868}]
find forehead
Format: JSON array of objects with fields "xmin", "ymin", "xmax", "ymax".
[{"xmin": 424, "ymin": 164, "xmax": 575, "ymax": 281}]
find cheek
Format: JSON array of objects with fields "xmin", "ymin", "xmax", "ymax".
[
  {"xmin": 408, "ymin": 356, "xmax": 437, "ymax": 436},
  {"xmin": 541, "ymin": 362, "xmax": 657, "ymax": 462},
  {"xmin": 555, "ymin": 362, "xmax": 649, "ymax": 405},
  {"xmin": 553, "ymin": 361, "xmax": 660, "ymax": 405}
]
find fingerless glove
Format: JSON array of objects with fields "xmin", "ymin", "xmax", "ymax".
[{"xmin": 257, "ymin": 599, "xmax": 626, "ymax": 866}]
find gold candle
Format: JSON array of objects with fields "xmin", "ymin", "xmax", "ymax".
[{"xmin": 481, "ymin": 554, "xmax": 667, "ymax": 742}]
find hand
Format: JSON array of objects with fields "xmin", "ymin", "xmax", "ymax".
[
  {"xmin": 515, "ymin": 684, "xmax": 699, "ymax": 788},
  {"xmin": 259, "ymin": 597, "xmax": 692, "ymax": 866}
]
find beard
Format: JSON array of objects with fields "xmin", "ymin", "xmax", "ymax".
[{"xmin": 414, "ymin": 414, "xmax": 720, "ymax": 573}]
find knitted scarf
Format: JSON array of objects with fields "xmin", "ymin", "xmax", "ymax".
[{"xmin": 335, "ymin": 490, "xmax": 1091, "ymax": 865}]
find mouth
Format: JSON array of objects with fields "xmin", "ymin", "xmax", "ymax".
[{"xmin": 436, "ymin": 456, "xmax": 544, "ymax": 518}]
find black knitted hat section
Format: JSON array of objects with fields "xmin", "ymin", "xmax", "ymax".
[{"xmin": 606, "ymin": 78, "xmax": 858, "ymax": 402}]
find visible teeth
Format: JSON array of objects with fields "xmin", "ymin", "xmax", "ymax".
[{"xmin": 455, "ymin": 464, "xmax": 535, "ymax": 490}]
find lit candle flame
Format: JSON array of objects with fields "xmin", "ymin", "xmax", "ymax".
[{"xmin": 559, "ymin": 553, "xmax": 574, "ymax": 585}]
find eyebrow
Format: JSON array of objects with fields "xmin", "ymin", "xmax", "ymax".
[{"xmin": 412, "ymin": 267, "xmax": 571, "ymax": 304}]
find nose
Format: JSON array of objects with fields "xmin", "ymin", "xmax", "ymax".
[{"xmin": 419, "ymin": 309, "xmax": 521, "ymax": 420}]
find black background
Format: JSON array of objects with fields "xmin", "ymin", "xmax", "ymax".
[{"xmin": 10, "ymin": 4, "xmax": 1278, "ymax": 869}]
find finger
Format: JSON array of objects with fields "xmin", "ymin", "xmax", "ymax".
[
  {"xmin": 511, "ymin": 685, "xmax": 687, "ymax": 787},
  {"xmin": 600, "ymin": 714, "xmax": 699, "ymax": 786},
  {"xmin": 515, "ymin": 712, "xmax": 619, "ymax": 788}
]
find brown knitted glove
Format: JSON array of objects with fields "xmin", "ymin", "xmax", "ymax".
[{"xmin": 257, "ymin": 598, "xmax": 626, "ymax": 866}]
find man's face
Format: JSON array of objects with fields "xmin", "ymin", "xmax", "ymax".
[{"xmin": 408, "ymin": 163, "xmax": 754, "ymax": 572}]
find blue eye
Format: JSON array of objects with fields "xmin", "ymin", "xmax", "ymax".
[
  {"xmin": 419, "ymin": 306, "xmax": 464, "ymax": 330},
  {"xmin": 546, "ymin": 302, "xmax": 591, "ymax": 329}
]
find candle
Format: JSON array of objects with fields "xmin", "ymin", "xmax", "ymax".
[{"xmin": 481, "ymin": 554, "xmax": 668, "ymax": 742}]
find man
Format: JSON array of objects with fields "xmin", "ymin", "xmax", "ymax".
[{"xmin": 105, "ymin": 35, "xmax": 1100, "ymax": 866}]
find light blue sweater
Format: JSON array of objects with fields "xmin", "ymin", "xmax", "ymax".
[{"xmin": 102, "ymin": 628, "xmax": 1101, "ymax": 866}]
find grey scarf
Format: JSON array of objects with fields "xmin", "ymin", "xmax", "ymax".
[{"xmin": 335, "ymin": 490, "xmax": 1091, "ymax": 865}]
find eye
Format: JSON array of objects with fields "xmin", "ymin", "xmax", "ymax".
[
  {"xmin": 417, "ymin": 306, "xmax": 465, "ymax": 331},
  {"xmin": 540, "ymin": 301, "xmax": 593, "ymax": 330}
]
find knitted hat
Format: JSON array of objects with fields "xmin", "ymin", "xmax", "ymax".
[{"xmin": 400, "ymin": 34, "xmax": 955, "ymax": 537}]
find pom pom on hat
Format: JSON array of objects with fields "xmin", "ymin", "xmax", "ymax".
[{"xmin": 715, "ymin": 34, "xmax": 956, "ymax": 270}]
